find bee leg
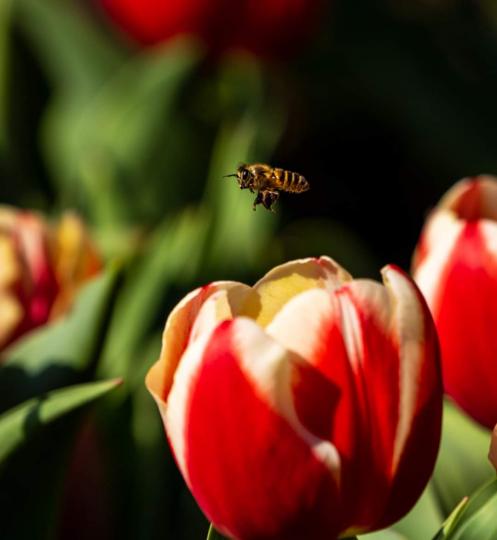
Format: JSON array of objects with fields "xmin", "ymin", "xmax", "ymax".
[
  {"xmin": 253, "ymin": 191, "xmax": 263, "ymax": 211},
  {"xmin": 263, "ymin": 190, "xmax": 279, "ymax": 212}
]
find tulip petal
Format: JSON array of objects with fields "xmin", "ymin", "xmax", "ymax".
[
  {"xmin": 50, "ymin": 212, "xmax": 102, "ymax": 317},
  {"xmin": 345, "ymin": 266, "xmax": 441, "ymax": 527},
  {"xmin": 413, "ymin": 211, "xmax": 463, "ymax": 308},
  {"xmin": 424, "ymin": 221, "xmax": 497, "ymax": 428},
  {"xmin": 439, "ymin": 176, "xmax": 497, "ymax": 221},
  {"xmin": 240, "ymin": 256, "xmax": 351, "ymax": 327},
  {"xmin": 146, "ymin": 282, "xmax": 252, "ymax": 402},
  {"xmin": 414, "ymin": 176, "xmax": 497, "ymax": 430},
  {"xmin": 266, "ymin": 267, "xmax": 441, "ymax": 530},
  {"xmin": 162, "ymin": 317, "xmax": 342, "ymax": 540}
]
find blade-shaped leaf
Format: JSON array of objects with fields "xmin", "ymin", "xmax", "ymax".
[
  {"xmin": 0, "ymin": 265, "xmax": 121, "ymax": 410},
  {"xmin": 0, "ymin": 378, "xmax": 121, "ymax": 464},
  {"xmin": 207, "ymin": 525, "xmax": 230, "ymax": 540},
  {"xmin": 432, "ymin": 479, "xmax": 497, "ymax": 540}
]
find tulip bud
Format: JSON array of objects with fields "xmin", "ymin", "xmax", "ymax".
[
  {"xmin": 97, "ymin": 0, "xmax": 325, "ymax": 59},
  {"xmin": 0, "ymin": 207, "xmax": 101, "ymax": 351},
  {"xmin": 413, "ymin": 176, "xmax": 497, "ymax": 429},
  {"xmin": 147, "ymin": 257, "xmax": 442, "ymax": 539}
]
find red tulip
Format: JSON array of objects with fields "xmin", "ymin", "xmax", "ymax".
[
  {"xmin": 0, "ymin": 207, "xmax": 102, "ymax": 351},
  {"xmin": 147, "ymin": 257, "xmax": 442, "ymax": 539},
  {"xmin": 413, "ymin": 176, "xmax": 497, "ymax": 429},
  {"xmin": 97, "ymin": 0, "xmax": 325, "ymax": 59}
]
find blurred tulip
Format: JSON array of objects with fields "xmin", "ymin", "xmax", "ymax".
[
  {"xmin": 97, "ymin": 0, "xmax": 325, "ymax": 59},
  {"xmin": 413, "ymin": 176, "xmax": 497, "ymax": 429},
  {"xmin": 147, "ymin": 257, "xmax": 442, "ymax": 539},
  {"xmin": 51, "ymin": 212, "xmax": 102, "ymax": 317},
  {"xmin": 0, "ymin": 206, "xmax": 102, "ymax": 351}
]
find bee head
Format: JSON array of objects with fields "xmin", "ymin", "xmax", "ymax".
[{"xmin": 236, "ymin": 165, "xmax": 252, "ymax": 189}]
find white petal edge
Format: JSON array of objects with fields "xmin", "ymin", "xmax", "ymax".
[
  {"xmin": 232, "ymin": 318, "xmax": 342, "ymax": 484},
  {"xmin": 146, "ymin": 281, "xmax": 250, "ymax": 401},
  {"xmin": 265, "ymin": 288, "xmax": 334, "ymax": 361},
  {"xmin": 413, "ymin": 210, "xmax": 463, "ymax": 309},
  {"xmin": 382, "ymin": 265, "xmax": 432, "ymax": 472}
]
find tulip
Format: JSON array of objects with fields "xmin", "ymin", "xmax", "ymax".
[
  {"xmin": 97, "ymin": 0, "xmax": 325, "ymax": 59},
  {"xmin": 0, "ymin": 207, "xmax": 101, "ymax": 351},
  {"xmin": 413, "ymin": 175, "xmax": 497, "ymax": 429},
  {"xmin": 147, "ymin": 257, "xmax": 442, "ymax": 539}
]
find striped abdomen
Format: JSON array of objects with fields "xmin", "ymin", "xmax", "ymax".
[{"xmin": 272, "ymin": 168, "xmax": 309, "ymax": 193}]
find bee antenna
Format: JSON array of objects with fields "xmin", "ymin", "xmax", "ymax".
[{"xmin": 223, "ymin": 174, "xmax": 237, "ymax": 178}]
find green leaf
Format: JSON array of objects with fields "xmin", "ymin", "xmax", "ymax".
[
  {"xmin": 392, "ymin": 482, "xmax": 443, "ymax": 540},
  {"xmin": 0, "ymin": 265, "xmax": 121, "ymax": 410},
  {"xmin": 43, "ymin": 38, "xmax": 202, "ymax": 225},
  {"xmin": 0, "ymin": 378, "xmax": 121, "ymax": 464},
  {"xmin": 361, "ymin": 531, "xmax": 407, "ymax": 540},
  {"xmin": 98, "ymin": 208, "xmax": 207, "ymax": 382},
  {"xmin": 432, "ymin": 479, "xmax": 497, "ymax": 540},
  {"xmin": 16, "ymin": 0, "xmax": 123, "ymax": 96},
  {"xmin": 202, "ymin": 57, "xmax": 286, "ymax": 277},
  {"xmin": 432, "ymin": 400, "xmax": 494, "ymax": 515},
  {"xmin": 207, "ymin": 525, "xmax": 230, "ymax": 540}
]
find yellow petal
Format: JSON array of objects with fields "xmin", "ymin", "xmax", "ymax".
[
  {"xmin": 0, "ymin": 236, "xmax": 21, "ymax": 289},
  {"xmin": 0, "ymin": 294, "xmax": 23, "ymax": 350},
  {"xmin": 50, "ymin": 212, "xmax": 102, "ymax": 317},
  {"xmin": 146, "ymin": 281, "xmax": 252, "ymax": 403},
  {"xmin": 238, "ymin": 256, "xmax": 351, "ymax": 327}
]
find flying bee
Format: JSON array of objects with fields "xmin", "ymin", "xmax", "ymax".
[{"xmin": 224, "ymin": 163, "xmax": 310, "ymax": 211}]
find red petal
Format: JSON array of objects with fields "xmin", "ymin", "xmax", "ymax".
[
  {"xmin": 431, "ymin": 222, "xmax": 497, "ymax": 428},
  {"xmin": 181, "ymin": 319, "xmax": 341, "ymax": 539}
]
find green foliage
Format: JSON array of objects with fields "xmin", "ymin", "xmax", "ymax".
[
  {"xmin": 433, "ymin": 401, "xmax": 494, "ymax": 515},
  {"xmin": 0, "ymin": 266, "xmax": 121, "ymax": 410},
  {"xmin": 362, "ymin": 401, "xmax": 495, "ymax": 540},
  {"xmin": 433, "ymin": 480, "xmax": 497, "ymax": 540},
  {"xmin": 99, "ymin": 208, "xmax": 208, "ymax": 383},
  {"xmin": 16, "ymin": 0, "xmax": 123, "ymax": 95},
  {"xmin": 0, "ymin": 378, "xmax": 120, "ymax": 464}
]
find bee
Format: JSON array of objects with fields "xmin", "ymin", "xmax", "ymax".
[{"xmin": 224, "ymin": 163, "xmax": 309, "ymax": 211}]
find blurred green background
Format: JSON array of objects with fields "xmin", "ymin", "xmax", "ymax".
[{"xmin": 2, "ymin": 0, "xmax": 497, "ymax": 538}]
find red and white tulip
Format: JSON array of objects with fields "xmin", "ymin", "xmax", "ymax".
[
  {"xmin": 0, "ymin": 207, "xmax": 101, "ymax": 351},
  {"xmin": 147, "ymin": 257, "xmax": 442, "ymax": 539},
  {"xmin": 413, "ymin": 176, "xmax": 497, "ymax": 429}
]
